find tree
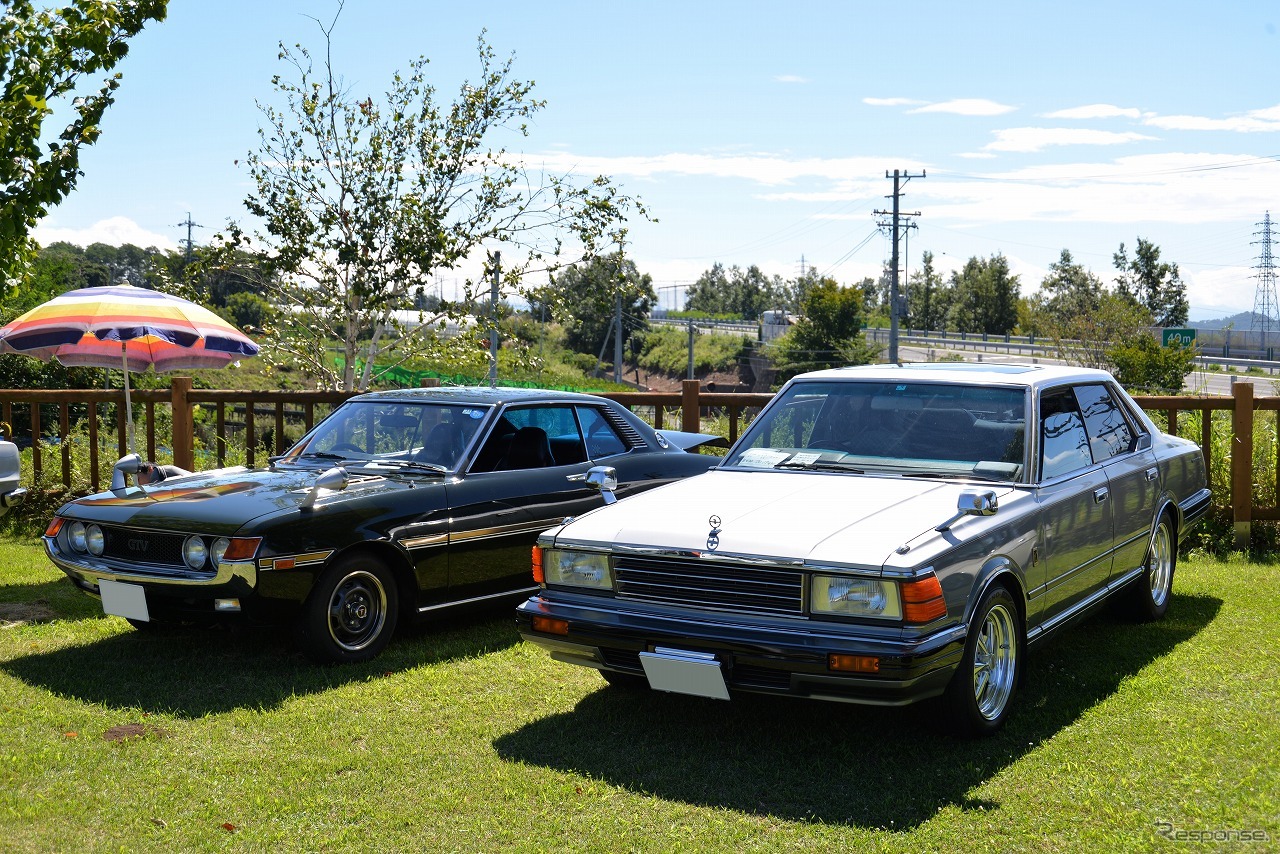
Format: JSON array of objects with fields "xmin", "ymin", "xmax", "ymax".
[
  {"xmin": 1113, "ymin": 238, "xmax": 1188, "ymax": 327},
  {"xmin": 533, "ymin": 253, "xmax": 655, "ymax": 364},
  {"xmin": 225, "ymin": 9, "xmax": 645, "ymax": 391},
  {"xmin": 1, "ymin": 0, "xmax": 168, "ymax": 296},
  {"xmin": 769, "ymin": 277, "xmax": 878, "ymax": 381},
  {"xmin": 685, "ymin": 263, "xmax": 788, "ymax": 320},
  {"xmin": 905, "ymin": 251, "xmax": 947, "ymax": 331},
  {"xmin": 1108, "ymin": 333, "xmax": 1196, "ymax": 393},
  {"xmin": 946, "ymin": 254, "xmax": 1020, "ymax": 335}
]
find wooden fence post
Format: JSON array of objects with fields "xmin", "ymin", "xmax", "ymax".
[
  {"xmin": 1232, "ymin": 380, "xmax": 1254, "ymax": 549},
  {"xmin": 171, "ymin": 377, "xmax": 194, "ymax": 472},
  {"xmin": 681, "ymin": 379, "xmax": 701, "ymax": 433}
]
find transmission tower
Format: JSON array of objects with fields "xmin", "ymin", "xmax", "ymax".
[
  {"xmin": 176, "ymin": 212, "xmax": 204, "ymax": 261},
  {"xmin": 1252, "ymin": 212, "xmax": 1278, "ymax": 356}
]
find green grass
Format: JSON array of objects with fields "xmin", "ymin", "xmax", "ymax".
[{"xmin": 0, "ymin": 537, "xmax": 1275, "ymax": 852}]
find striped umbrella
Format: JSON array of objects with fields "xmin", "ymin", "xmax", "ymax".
[{"xmin": 0, "ymin": 283, "xmax": 259, "ymax": 452}]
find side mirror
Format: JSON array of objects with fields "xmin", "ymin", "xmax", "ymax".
[
  {"xmin": 111, "ymin": 454, "xmax": 144, "ymax": 491},
  {"xmin": 935, "ymin": 490, "xmax": 998, "ymax": 532},
  {"xmin": 585, "ymin": 465, "xmax": 619, "ymax": 505},
  {"xmin": 299, "ymin": 466, "xmax": 350, "ymax": 510}
]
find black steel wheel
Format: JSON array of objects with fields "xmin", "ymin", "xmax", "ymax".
[
  {"xmin": 943, "ymin": 585, "xmax": 1023, "ymax": 737},
  {"xmin": 297, "ymin": 555, "xmax": 399, "ymax": 664}
]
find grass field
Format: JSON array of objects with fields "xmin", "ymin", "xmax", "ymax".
[{"xmin": 0, "ymin": 536, "xmax": 1275, "ymax": 852}]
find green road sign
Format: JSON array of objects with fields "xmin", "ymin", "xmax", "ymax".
[{"xmin": 1162, "ymin": 328, "xmax": 1196, "ymax": 347}]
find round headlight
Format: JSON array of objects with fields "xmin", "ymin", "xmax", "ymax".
[
  {"xmin": 211, "ymin": 537, "xmax": 231, "ymax": 566},
  {"xmin": 85, "ymin": 524, "xmax": 104, "ymax": 556},
  {"xmin": 182, "ymin": 536, "xmax": 208, "ymax": 570},
  {"xmin": 69, "ymin": 521, "xmax": 87, "ymax": 553}
]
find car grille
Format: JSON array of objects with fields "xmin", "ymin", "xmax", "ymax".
[
  {"xmin": 613, "ymin": 556, "xmax": 805, "ymax": 616},
  {"xmin": 99, "ymin": 526, "xmax": 189, "ymax": 569}
]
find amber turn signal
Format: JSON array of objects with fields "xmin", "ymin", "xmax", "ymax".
[
  {"xmin": 222, "ymin": 537, "xmax": 262, "ymax": 561},
  {"xmin": 828, "ymin": 654, "xmax": 879, "ymax": 673},
  {"xmin": 901, "ymin": 575, "xmax": 947, "ymax": 623},
  {"xmin": 45, "ymin": 517, "xmax": 64, "ymax": 538},
  {"xmin": 531, "ymin": 616, "xmax": 568, "ymax": 635},
  {"xmin": 531, "ymin": 546, "xmax": 544, "ymax": 584}
]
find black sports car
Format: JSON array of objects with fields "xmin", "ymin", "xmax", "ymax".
[{"xmin": 45, "ymin": 387, "xmax": 720, "ymax": 663}]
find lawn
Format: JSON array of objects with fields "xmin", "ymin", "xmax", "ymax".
[{"xmin": 0, "ymin": 535, "xmax": 1275, "ymax": 852}]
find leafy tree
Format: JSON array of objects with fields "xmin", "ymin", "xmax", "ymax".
[
  {"xmin": 223, "ymin": 292, "xmax": 275, "ymax": 331},
  {"xmin": 769, "ymin": 277, "xmax": 878, "ymax": 381},
  {"xmin": 533, "ymin": 253, "xmax": 655, "ymax": 362},
  {"xmin": 685, "ymin": 263, "xmax": 789, "ymax": 320},
  {"xmin": 223, "ymin": 10, "xmax": 644, "ymax": 391},
  {"xmin": 1108, "ymin": 333, "xmax": 1196, "ymax": 393},
  {"xmin": 905, "ymin": 251, "xmax": 948, "ymax": 331},
  {"xmin": 945, "ymin": 254, "xmax": 1020, "ymax": 335},
  {"xmin": 0, "ymin": 0, "xmax": 168, "ymax": 296},
  {"xmin": 1113, "ymin": 238, "xmax": 1188, "ymax": 327}
]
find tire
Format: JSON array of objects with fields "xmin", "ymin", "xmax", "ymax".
[
  {"xmin": 943, "ymin": 585, "xmax": 1023, "ymax": 737},
  {"xmin": 1127, "ymin": 515, "xmax": 1175, "ymax": 622},
  {"xmin": 296, "ymin": 556, "xmax": 399, "ymax": 664}
]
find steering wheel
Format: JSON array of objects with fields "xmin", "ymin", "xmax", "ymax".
[{"xmin": 329, "ymin": 443, "xmax": 365, "ymax": 456}]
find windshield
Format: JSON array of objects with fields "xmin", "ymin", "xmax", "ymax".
[
  {"xmin": 285, "ymin": 400, "xmax": 491, "ymax": 471},
  {"xmin": 727, "ymin": 380, "xmax": 1027, "ymax": 481}
]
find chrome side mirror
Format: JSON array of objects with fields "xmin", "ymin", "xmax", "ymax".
[
  {"xmin": 111, "ymin": 454, "xmax": 144, "ymax": 491},
  {"xmin": 935, "ymin": 489, "xmax": 998, "ymax": 532},
  {"xmin": 585, "ymin": 465, "xmax": 619, "ymax": 505},
  {"xmin": 299, "ymin": 466, "xmax": 350, "ymax": 510}
]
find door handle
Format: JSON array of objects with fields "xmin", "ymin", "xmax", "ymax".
[
  {"xmin": 1093, "ymin": 487, "xmax": 1109, "ymax": 504},
  {"xmin": 566, "ymin": 473, "xmax": 586, "ymax": 482},
  {"xmin": 1145, "ymin": 467, "xmax": 1159, "ymax": 482}
]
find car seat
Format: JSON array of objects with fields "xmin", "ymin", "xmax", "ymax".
[{"xmin": 497, "ymin": 426, "xmax": 555, "ymax": 469}]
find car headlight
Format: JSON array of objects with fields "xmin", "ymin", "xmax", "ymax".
[
  {"xmin": 182, "ymin": 536, "xmax": 208, "ymax": 570},
  {"xmin": 543, "ymin": 549, "xmax": 613, "ymax": 590},
  {"xmin": 211, "ymin": 537, "xmax": 230, "ymax": 566},
  {"xmin": 68, "ymin": 521, "xmax": 87, "ymax": 553},
  {"xmin": 85, "ymin": 524, "xmax": 104, "ymax": 556},
  {"xmin": 811, "ymin": 575, "xmax": 902, "ymax": 619}
]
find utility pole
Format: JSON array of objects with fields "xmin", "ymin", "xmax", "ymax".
[
  {"xmin": 613, "ymin": 235, "xmax": 625, "ymax": 384},
  {"xmin": 874, "ymin": 169, "xmax": 924, "ymax": 364},
  {"xmin": 488, "ymin": 251, "xmax": 500, "ymax": 387},
  {"xmin": 175, "ymin": 212, "xmax": 203, "ymax": 261}
]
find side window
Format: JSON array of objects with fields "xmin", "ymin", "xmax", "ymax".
[
  {"xmin": 482, "ymin": 406, "xmax": 584, "ymax": 471},
  {"xmin": 1040, "ymin": 389, "xmax": 1093, "ymax": 480},
  {"xmin": 576, "ymin": 406, "xmax": 626, "ymax": 459},
  {"xmin": 1073, "ymin": 384, "xmax": 1135, "ymax": 461}
]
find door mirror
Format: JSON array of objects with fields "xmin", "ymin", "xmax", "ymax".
[{"xmin": 585, "ymin": 466, "xmax": 619, "ymax": 505}]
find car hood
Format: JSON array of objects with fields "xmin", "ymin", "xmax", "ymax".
[
  {"xmin": 57, "ymin": 465, "xmax": 419, "ymax": 534},
  {"xmin": 555, "ymin": 469, "xmax": 1018, "ymax": 570}
]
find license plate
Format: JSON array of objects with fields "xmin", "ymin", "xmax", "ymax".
[
  {"xmin": 639, "ymin": 647, "xmax": 730, "ymax": 700},
  {"xmin": 98, "ymin": 579, "xmax": 150, "ymax": 622}
]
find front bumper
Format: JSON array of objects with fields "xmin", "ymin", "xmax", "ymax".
[{"xmin": 516, "ymin": 593, "xmax": 965, "ymax": 707}]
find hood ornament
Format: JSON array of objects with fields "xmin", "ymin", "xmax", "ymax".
[{"xmin": 706, "ymin": 514, "xmax": 722, "ymax": 551}]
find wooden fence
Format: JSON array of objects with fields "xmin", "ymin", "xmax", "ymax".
[{"xmin": 0, "ymin": 378, "xmax": 1265, "ymax": 545}]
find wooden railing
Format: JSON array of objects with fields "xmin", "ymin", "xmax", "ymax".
[{"xmin": 0, "ymin": 378, "xmax": 1263, "ymax": 545}]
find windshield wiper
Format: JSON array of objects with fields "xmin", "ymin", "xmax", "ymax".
[
  {"xmin": 295, "ymin": 451, "xmax": 348, "ymax": 461},
  {"xmin": 373, "ymin": 459, "xmax": 448, "ymax": 475},
  {"xmin": 775, "ymin": 460, "xmax": 864, "ymax": 473},
  {"xmin": 901, "ymin": 470, "xmax": 1001, "ymax": 482}
]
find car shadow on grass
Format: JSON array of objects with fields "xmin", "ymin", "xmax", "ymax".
[
  {"xmin": 0, "ymin": 596, "xmax": 520, "ymax": 717},
  {"xmin": 493, "ymin": 592, "xmax": 1222, "ymax": 829}
]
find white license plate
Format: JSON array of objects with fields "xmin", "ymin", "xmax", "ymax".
[
  {"xmin": 639, "ymin": 647, "xmax": 730, "ymax": 700},
  {"xmin": 98, "ymin": 579, "xmax": 150, "ymax": 622}
]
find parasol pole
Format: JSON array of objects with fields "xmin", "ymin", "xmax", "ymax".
[{"xmin": 120, "ymin": 341, "xmax": 135, "ymax": 455}]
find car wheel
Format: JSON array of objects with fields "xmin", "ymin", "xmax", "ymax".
[
  {"xmin": 297, "ymin": 556, "xmax": 399, "ymax": 664},
  {"xmin": 1127, "ymin": 514, "xmax": 1175, "ymax": 622},
  {"xmin": 943, "ymin": 585, "xmax": 1022, "ymax": 737},
  {"xmin": 600, "ymin": 669, "xmax": 648, "ymax": 691}
]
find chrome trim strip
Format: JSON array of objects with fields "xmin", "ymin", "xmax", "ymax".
[
  {"xmin": 451, "ymin": 520, "xmax": 561, "ymax": 543},
  {"xmin": 400, "ymin": 533, "xmax": 448, "ymax": 549},
  {"xmin": 48, "ymin": 543, "xmax": 258, "ymax": 589},
  {"xmin": 416, "ymin": 585, "xmax": 538, "ymax": 613},
  {"xmin": 257, "ymin": 549, "xmax": 334, "ymax": 570}
]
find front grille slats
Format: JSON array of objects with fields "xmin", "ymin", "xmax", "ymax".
[
  {"xmin": 94, "ymin": 526, "xmax": 206, "ymax": 574},
  {"xmin": 614, "ymin": 556, "xmax": 804, "ymax": 616}
]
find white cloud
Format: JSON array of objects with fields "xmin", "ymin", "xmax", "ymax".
[
  {"xmin": 33, "ymin": 216, "xmax": 178, "ymax": 250},
  {"xmin": 1144, "ymin": 107, "xmax": 1280, "ymax": 133},
  {"xmin": 1042, "ymin": 104, "xmax": 1142, "ymax": 120},
  {"xmin": 863, "ymin": 97, "xmax": 926, "ymax": 107},
  {"xmin": 983, "ymin": 127, "xmax": 1156, "ymax": 153},
  {"xmin": 909, "ymin": 99, "xmax": 1017, "ymax": 116},
  {"xmin": 774, "ymin": 74, "xmax": 807, "ymax": 84},
  {"xmin": 523, "ymin": 151, "xmax": 924, "ymax": 187}
]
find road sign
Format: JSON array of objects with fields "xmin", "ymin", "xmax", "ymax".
[{"xmin": 1162, "ymin": 328, "xmax": 1196, "ymax": 347}]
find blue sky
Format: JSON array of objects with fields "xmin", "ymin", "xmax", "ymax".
[{"xmin": 32, "ymin": 1, "xmax": 1280, "ymax": 320}]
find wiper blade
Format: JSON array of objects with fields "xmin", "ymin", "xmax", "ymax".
[
  {"xmin": 776, "ymin": 460, "xmax": 864, "ymax": 473},
  {"xmin": 374, "ymin": 459, "xmax": 448, "ymax": 475},
  {"xmin": 901, "ymin": 470, "xmax": 1000, "ymax": 481},
  {"xmin": 297, "ymin": 451, "xmax": 347, "ymax": 461}
]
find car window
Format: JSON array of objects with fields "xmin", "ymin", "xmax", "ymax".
[
  {"xmin": 475, "ymin": 405, "xmax": 585, "ymax": 471},
  {"xmin": 1073, "ymin": 384, "xmax": 1136, "ymax": 461},
  {"xmin": 726, "ymin": 380, "xmax": 1026, "ymax": 480},
  {"xmin": 576, "ymin": 406, "xmax": 627, "ymax": 459},
  {"xmin": 299, "ymin": 401, "xmax": 487, "ymax": 468},
  {"xmin": 1040, "ymin": 389, "xmax": 1094, "ymax": 480}
]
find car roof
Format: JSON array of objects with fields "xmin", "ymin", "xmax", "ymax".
[
  {"xmin": 793, "ymin": 362, "xmax": 1117, "ymax": 392},
  {"xmin": 349, "ymin": 385, "xmax": 611, "ymax": 406}
]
